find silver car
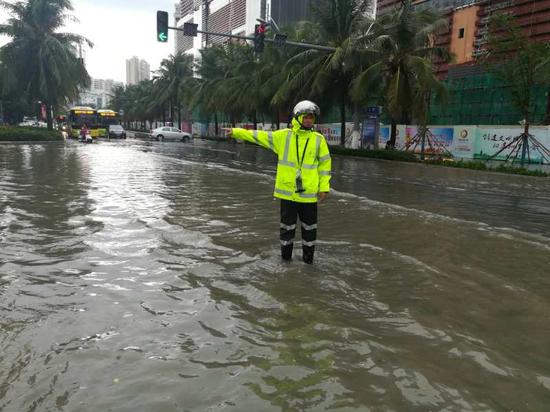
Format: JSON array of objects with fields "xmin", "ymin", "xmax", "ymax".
[{"xmin": 150, "ymin": 126, "xmax": 192, "ymax": 142}]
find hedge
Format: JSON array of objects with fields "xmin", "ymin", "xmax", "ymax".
[{"xmin": 0, "ymin": 126, "xmax": 64, "ymax": 141}]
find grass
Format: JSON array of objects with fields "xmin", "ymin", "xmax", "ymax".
[{"xmin": 0, "ymin": 126, "xmax": 63, "ymax": 141}]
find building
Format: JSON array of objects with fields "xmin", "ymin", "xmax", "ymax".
[
  {"xmin": 269, "ymin": 0, "xmax": 312, "ymax": 27},
  {"xmin": 77, "ymin": 78, "xmax": 124, "ymax": 109},
  {"xmin": 125, "ymin": 57, "xmax": 151, "ymax": 86},
  {"xmin": 376, "ymin": 0, "xmax": 550, "ymax": 125},
  {"xmin": 377, "ymin": 0, "xmax": 550, "ymax": 70},
  {"xmin": 174, "ymin": 0, "xmax": 312, "ymax": 58}
]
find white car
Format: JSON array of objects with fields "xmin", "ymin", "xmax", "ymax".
[{"xmin": 150, "ymin": 126, "xmax": 192, "ymax": 142}]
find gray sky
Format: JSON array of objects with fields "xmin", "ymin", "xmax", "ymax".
[{"xmin": 1, "ymin": 0, "xmax": 176, "ymax": 83}]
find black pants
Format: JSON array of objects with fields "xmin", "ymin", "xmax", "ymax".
[{"xmin": 280, "ymin": 199, "xmax": 318, "ymax": 264}]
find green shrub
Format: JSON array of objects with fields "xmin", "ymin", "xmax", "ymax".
[
  {"xmin": 426, "ymin": 158, "xmax": 547, "ymax": 177},
  {"xmin": 331, "ymin": 147, "xmax": 547, "ymax": 177},
  {"xmin": 330, "ymin": 146, "xmax": 419, "ymax": 162},
  {"xmin": 0, "ymin": 126, "xmax": 63, "ymax": 141},
  {"xmin": 493, "ymin": 164, "xmax": 548, "ymax": 177}
]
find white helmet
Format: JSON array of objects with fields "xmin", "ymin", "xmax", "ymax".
[{"xmin": 292, "ymin": 100, "xmax": 320, "ymax": 118}]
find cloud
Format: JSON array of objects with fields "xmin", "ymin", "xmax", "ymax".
[
  {"xmin": 66, "ymin": 0, "xmax": 175, "ymax": 82},
  {"xmin": 1, "ymin": 0, "xmax": 176, "ymax": 83}
]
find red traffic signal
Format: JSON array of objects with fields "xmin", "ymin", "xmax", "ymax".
[{"xmin": 254, "ymin": 23, "xmax": 266, "ymax": 53}]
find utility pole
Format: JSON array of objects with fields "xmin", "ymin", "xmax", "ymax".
[{"xmin": 203, "ymin": 0, "xmax": 210, "ymax": 47}]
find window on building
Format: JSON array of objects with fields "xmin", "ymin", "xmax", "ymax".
[{"xmin": 458, "ymin": 28, "xmax": 465, "ymax": 39}]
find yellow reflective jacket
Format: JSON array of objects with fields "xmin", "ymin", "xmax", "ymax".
[{"xmin": 232, "ymin": 118, "xmax": 331, "ymax": 203}]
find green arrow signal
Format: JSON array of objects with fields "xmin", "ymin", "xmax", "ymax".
[{"xmin": 158, "ymin": 32, "xmax": 167, "ymax": 42}]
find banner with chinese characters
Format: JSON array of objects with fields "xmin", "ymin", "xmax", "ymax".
[
  {"xmin": 316, "ymin": 123, "xmax": 354, "ymax": 146},
  {"xmin": 474, "ymin": 127, "xmax": 550, "ymax": 162}
]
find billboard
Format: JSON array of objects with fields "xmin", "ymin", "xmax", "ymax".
[
  {"xmin": 474, "ymin": 127, "xmax": 550, "ymax": 163},
  {"xmin": 403, "ymin": 126, "xmax": 454, "ymax": 154}
]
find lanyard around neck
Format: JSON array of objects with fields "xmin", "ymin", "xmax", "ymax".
[{"xmin": 296, "ymin": 134, "xmax": 309, "ymax": 169}]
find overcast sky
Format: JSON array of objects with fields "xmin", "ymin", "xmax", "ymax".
[{"xmin": 1, "ymin": 0, "xmax": 176, "ymax": 83}]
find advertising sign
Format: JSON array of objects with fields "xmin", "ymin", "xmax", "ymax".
[
  {"xmin": 474, "ymin": 127, "xmax": 550, "ymax": 162},
  {"xmin": 361, "ymin": 117, "xmax": 378, "ymax": 149},
  {"xmin": 403, "ymin": 126, "xmax": 454, "ymax": 154}
]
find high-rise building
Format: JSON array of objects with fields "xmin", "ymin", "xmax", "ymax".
[
  {"xmin": 125, "ymin": 57, "xmax": 151, "ymax": 86},
  {"xmin": 76, "ymin": 78, "xmax": 124, "ymax": 109},
  {"xmin": 174, "ymin": 0, "xmax": 312, "ymax": 58}
]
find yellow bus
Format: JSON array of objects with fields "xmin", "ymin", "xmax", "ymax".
[
  {"xmin": 67, "ymin": 107, "xmax": 99, "ymax": 138},
  {"xmin": 97, "ymin": 109, "xmax": 121, "ymax": 137}
]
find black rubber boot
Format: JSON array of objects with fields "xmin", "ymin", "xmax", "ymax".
[
  {"xmin": 302, "ymin": 246, "xmax": 314, "ymax": 264},
  {"xmin": 281, "ymin": 244, "xmax": 293, "ymax": 261}
]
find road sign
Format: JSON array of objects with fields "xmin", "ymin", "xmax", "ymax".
[
  {"xmin": 183, "ymin": 22, "xmax": 198, "ymax": 37},
  {"xmin": 365, "ymin": 106, "xmax": 382, "ymax": 116},
  {"xmin": 157, "ymin": 11, "xmax": 168, "ymax": 42}
]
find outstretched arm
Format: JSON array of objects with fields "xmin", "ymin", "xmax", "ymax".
[{"xmin": 222, "ymin": 128, "xmax": 278, "ymax": 153}]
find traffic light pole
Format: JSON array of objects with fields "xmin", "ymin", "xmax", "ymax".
[{"xmin": 168, "ymin": 26, "xmax": 336, "ymax": 53}]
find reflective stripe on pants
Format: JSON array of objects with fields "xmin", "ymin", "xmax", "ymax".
[{"xmin": 280, "ymin": 199, "xmax": 318, "ymax": 263}]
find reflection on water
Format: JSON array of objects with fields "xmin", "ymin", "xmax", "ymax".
[{"xmin": 1, "ymin": 139, "xmax": 549, "ymax": 411}]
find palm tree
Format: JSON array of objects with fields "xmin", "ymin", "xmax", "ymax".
[
  {"xmin": 108, "ymin": 85, "xmax": 126, "ymax": 112},
  {"xmin": 352, "ymin": 0, "xmax": 450, "ymax": 147},
  {"xmin": 153, "ymin": 52, "xmax": 194, "ymax": 129},
  {"xmin": 124, "ymin": 80, "xmax": 157, "ymax": 130},
  {"xmin": 193, "ymin": 46, "xmax": 229, "ymax": 134},
  {"xmin": 0, "ymin": 0, "xmax": 92, "ymax": 129},
  {"xmin": 273, "ymin": 0, "xmax": 373, "ymax": 146},
  {"xmin": 483, "ymin": 13, "xmax": 550, "ymax": 165}
]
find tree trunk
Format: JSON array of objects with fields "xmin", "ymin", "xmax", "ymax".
[
  {"xmin": 273, "ymin": 109, "xmax": 279, "ymax": 129},
  {"xmin": 420, "ymin": 126, "xmax": 427, "ymax": 161},
  {"xmin": 521, "ymin": 118, "xmax": 530, "ymax": 167},
  {"xmin": 352, "ymin": 104, "xmax": 361, "ymax": 149},
  {"xmin": 340, "ymin": 102, "xmax": 346, "ymax": 147},
  {"xmin": 175, "ymin": 88, "xmax": 181, "ymax": 130},
  {"xmin": 214, "ymin": 112, "xmax": 219, "ymax": 137},
  {"xmin": 45, "ymin": 103, "xmax": 53, "ymax": 130},
  {"xmin": 253, "ymin": 111, "xmax": 258, "ymax": 130},
  {"xmin": 390, "ymin": 118, "xmax": 397, "ymax": 147}
]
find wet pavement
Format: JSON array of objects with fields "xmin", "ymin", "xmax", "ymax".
[{"xmin": 1, "ymin": 138, "xmax": 549, "ymax": 411}]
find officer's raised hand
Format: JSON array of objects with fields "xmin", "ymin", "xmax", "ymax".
[{"xmin": 221, "ymin": 128, "xmax": 233, "ymax": 138}]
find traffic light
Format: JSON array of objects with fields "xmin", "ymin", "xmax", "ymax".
[
  {"xmin": 183, "ymin": 22, "xmax": 198, "ymax": 37},
  {"xmin": 254, "ymin": 23, "xmax": 266, "ymax": 53},
  {"xmin": 157, "ymin": 11, "xmax": 168, "ymax": 42}
]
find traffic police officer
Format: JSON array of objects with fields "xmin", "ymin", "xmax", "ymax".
[{"xmin": 224, "ymin": 100, "xmax": 331, "ymax": 264}]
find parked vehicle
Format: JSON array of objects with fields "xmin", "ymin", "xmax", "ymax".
[
  {"xmin": 108, "ymin": 124, "xmax": 127, "ymax": 139},
  {"xmin": 150, "ymin": 126, "xmax": 192, "ymax": 142}
]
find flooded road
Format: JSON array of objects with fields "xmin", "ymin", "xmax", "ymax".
[{"xmin": 1, "ymin": 138, "xmax": 549, "ymax": 411}]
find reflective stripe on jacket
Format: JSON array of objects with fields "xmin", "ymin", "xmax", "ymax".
[{"xmin": 232, "ymin": 118, "xmax": 331, "ymax": 203}]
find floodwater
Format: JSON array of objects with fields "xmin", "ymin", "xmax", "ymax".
[{"xmin": 1, "ymin": 138, "xmax": 549, "ymax": 411}]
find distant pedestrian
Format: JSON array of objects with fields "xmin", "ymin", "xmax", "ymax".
[
  {"xmin": 223, "ymin": 100, "xmax": 331, "ymax": 264},
  {"xmin": 80, "ymin": 124, "xmax": 89, "ymax": 139}
]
